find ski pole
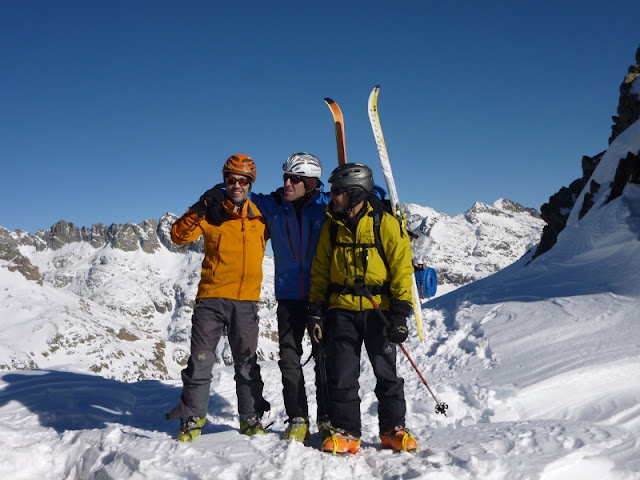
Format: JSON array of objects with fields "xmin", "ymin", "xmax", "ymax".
[
  {"xmin": 367, "ymin": 294, "xmax": 448, "ymax": 417},
  {"xmin": 359, "ymin": 250, "xmax": 447, "ymax": 416},
  {"xmin": 302, "ymin": 330, "xmax": 331, "ymax": 420},
  {"xmin": 317, "ymin": 348, "xmax": 331, "ymax": 420}
]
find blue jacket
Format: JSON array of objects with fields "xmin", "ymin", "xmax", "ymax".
[{"xmin": 251, "ymin": 189, "xmax": 330, "ymax": 300}]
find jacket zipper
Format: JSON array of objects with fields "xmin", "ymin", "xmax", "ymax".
[
  {"xmin": 305, "ymin": 217, "xmax": 313, "ymax": 259},
  {"xmin": 285, "ymin": 216, "xmax": 296, "ymax": 260},
  {"xmin": 238, "ymin": 217, "xmax": 246, "ymax": 299},
  {"xmin": 298, "ymin": 210, "xmax": 305, "ymax": 298}
]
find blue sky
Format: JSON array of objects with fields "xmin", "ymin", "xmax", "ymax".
[{"xmin": 1, "ymin": 1, "xmax": 639, "ymax": 233}]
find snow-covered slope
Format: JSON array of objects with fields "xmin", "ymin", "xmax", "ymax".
[{"xmin": 0, "ymin": 248, "xmax": 280, "ymax": 381}]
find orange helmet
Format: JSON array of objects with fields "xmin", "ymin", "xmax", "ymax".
[{"xmin": 222, "ymin": 154, "xmax": 256, "ymax": 182}]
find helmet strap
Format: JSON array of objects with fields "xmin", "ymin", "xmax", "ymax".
[
  {"xmin": 303, "ymin": 177, "xmax": 318, "ymax": 192},
  {"xmin": 347, "ymin": 187, "xmax": 368, "ymax": 210}
]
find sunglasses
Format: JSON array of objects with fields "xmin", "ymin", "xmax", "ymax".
[
  {"xmin": 330, "ymin": 186, "xmax": 347, "ymax": 195},
  {"xmin": 283, "ymin": 174, "xmax": 304, "ymax": 184},
  {"xmin": 226, "ymin": 176, "xmax": 251, "ymax": 187}
]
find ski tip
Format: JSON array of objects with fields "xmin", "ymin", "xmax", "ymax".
[
  {"xmin": 324, "ymin": 98, "xmax": 335, "ymax": 105},
  {"xmin": 369, "ymin": 85, "xmax": 381, "ymax": 102}
]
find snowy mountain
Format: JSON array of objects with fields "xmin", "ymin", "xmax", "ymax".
[
  {"xmin": 1, "ymin": 47, "xmax": 639, "ymax": 480},
  {"xmin": 406, "ymin": 198, "xmax": 543, "ymax": 285},
  {"xmin": 0, "ymin": 223, "xmax": 280, "ymax": 382},
  {"xmin": 0, "ymin": 198, "xmax": 542, "ymax": 381}
]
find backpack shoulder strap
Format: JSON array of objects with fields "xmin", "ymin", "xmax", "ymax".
[
  {"xmin": 328, "ymin": 200, "xmax": 393, "ymax": 272},
  {"xmin": 329, "ymin": 220, "xmax": 338, "ymax": 251},
  {"xmin": 371, "ymin": 209, "xmax": 390, "ymax": 272}
]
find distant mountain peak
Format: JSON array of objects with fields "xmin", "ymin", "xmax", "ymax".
[{"xmin": 405, "ymin": 199, "xmax": 544, "ymax": 285}]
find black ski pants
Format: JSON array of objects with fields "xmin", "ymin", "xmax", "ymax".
[
  {"xmin": 277, "ymin": 300, "xmax": 327, "ymax": 422},
  {"xmin": 323, "ymin": 307, "xmax": 406, "ymax": 438}
]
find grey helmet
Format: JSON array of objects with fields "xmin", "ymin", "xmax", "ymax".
[
  {"xmin": 328, "ymin": 163, "xmax": 374, "ymax": 192},
  {"xmin": 282, "ymin": 152, "xmax": 322, "ymax": 178}
]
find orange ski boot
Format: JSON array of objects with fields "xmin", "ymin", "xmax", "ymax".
[
  {"xmin": 380, "ymin": 426, "xmax": 418, "ymax": 452},
  {"xmin": 321, "ymin": 427, "xmax": 361, "ymax": 455}
]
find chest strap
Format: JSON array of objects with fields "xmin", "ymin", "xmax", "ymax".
[{"xmin": 327, "ymin": 281, "xmax": 391, "ymax": 298}]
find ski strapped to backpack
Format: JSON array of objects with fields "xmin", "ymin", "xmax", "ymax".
[
  {"xmin": 368, "ymin": 85, "xmax": 425, "ymax": 340},
  {"xmin": 324, "ymin": 98, "xmax": 347, "ymax": 165}
]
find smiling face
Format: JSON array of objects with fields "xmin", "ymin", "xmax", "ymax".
[{"xmin": 225, "ymin": 174, "xmax": 251, "ymax": 204}]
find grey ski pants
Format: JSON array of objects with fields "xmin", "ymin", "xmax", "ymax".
[{"xmin": 166, "ymin": 297, "xmax": 270, "ymax": 421}]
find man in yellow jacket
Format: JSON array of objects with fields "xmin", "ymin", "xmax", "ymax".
[
  {"xmin": 165, "ymin": 154, "xmax": 271, "ymax": 441},
  {"xmin": 308, "ymin": 163, "xmax": 418, "ymax": 454}
]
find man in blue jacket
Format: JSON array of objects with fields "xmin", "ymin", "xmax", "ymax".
[{"xmin": 250, "ymin": 153, "xmax": 330, "ymax": 442}]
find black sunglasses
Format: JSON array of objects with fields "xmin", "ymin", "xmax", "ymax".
[
  {"xmin": 330, "ymin": 186, "xmax": 347, "ymax": 195},
  {"xmin": 226, "ymin": 176, "xmax": 251, "ymax": 187},
  {"xmin": 283, "ymin": 174, "xmax": 304, "ymax": 184}
]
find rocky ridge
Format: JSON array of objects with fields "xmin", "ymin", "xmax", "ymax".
[{"xmin": 534, "ymin": 44, "xmax": 640, "ymax": 259}]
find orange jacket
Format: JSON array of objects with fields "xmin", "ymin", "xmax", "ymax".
[{"xmin": 171, "ymin": 199, "xmax": 269, "ymax": 301}]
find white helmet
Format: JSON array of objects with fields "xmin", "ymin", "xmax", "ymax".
[{"xmin": 282, "ymin": 152, "xmax": 322, "ymax": 178}]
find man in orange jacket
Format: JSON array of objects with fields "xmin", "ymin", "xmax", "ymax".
[{"xmin": 165, "ymin": 154, "xmax": 271, "ymax": 441}]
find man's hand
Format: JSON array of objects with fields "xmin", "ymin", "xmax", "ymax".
[
  {"xmin": 306, "ymin": 301, "xmax": 326, "ymax": 359},
  {"xmin": 386, "ymin": 319, "xmax": 409, "ymax": 344},
  {"xmin": 189, "ymin": 184, "xmax": 227, "ymax": 226},
  {"xmin": 306, "ymin": 316, "xmax": 323, "ymax": 359},
  {"xmin": 386, "ymin": 298, "xmax": 412, "ymax": 344}
]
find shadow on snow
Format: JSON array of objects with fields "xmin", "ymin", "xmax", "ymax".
[{"xmin": 0, "ymin": 369, "xmax": 233, "ymax": 436}]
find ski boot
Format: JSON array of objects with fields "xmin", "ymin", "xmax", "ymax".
[
  {"xmin": 240, "ymin": 415, "xmax": 268, "ymax": 436},
  {"xmin": 380, "ymin": 426, "xmax": 418, "ymax": 452},
  {"xmin": 283, "ymin": 416, "xmax": 310, "ymax": 442},
  {"xmin": 177, "ymin": 416, "xmax": 206, "ymax": 442},
  {"xmin": 321, "ymin": 427, "xmax": 361, "ymax": 455}
]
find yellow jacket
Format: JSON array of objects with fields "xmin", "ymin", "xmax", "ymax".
[
  {"xmin": 171, "ymin": 199, "xmax": 269, "ymax": 301},
  {"xmin": 310, "ymin": 202, "xmax": 413, "ymax": 311}
]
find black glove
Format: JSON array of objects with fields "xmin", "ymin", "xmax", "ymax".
[
  {"xmin": 306, "ymin": 301, "xmax": 326, "ymax": 359},
  {"xmin": 386, "ymin": 298, "xmax": 412, "ymax": 344},
  {"xmin": 189, "ymin": 198, "xmax": 208, "ymax": 217},
  {"xmin": 190, "ymin": 184, "xmax": 227, "ymax": 226}
]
